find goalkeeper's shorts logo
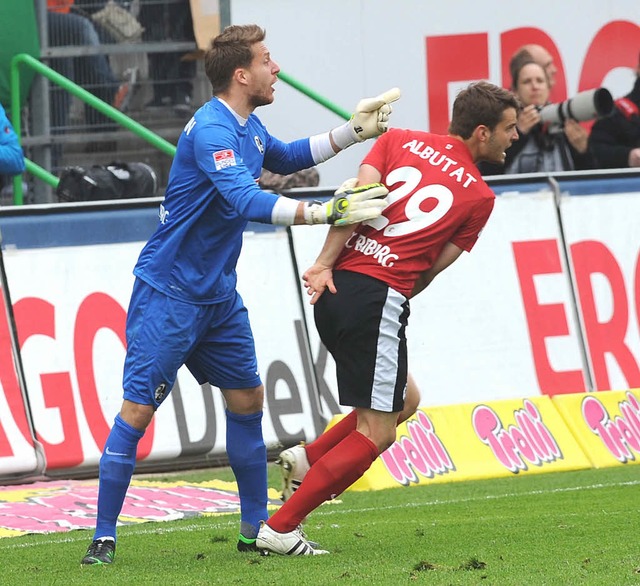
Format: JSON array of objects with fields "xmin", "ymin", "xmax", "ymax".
[{"xmin": 154, "ymin": 383, "xmax": 168, "ymax": 403}]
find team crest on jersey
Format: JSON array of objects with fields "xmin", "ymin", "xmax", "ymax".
[
  {"xmin": 213, "ymin": 149, "xmax": 237, "ymax": 170},
  {"xmin": 254, "ymin": 136, "xmax": 264, "ymax": 154}
]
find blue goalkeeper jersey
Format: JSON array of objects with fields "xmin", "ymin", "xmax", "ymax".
[{"xmin": 133, "ymin": 97, "xmax": 315, "ymax": 303}]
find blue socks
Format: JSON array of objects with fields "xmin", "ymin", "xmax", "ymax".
[
  {"xmin": 94, "ymin": 414, "xmax": 144, "ymax": 541},
  {"xmin": 93, "ymin": 411, "xmax": 267, "ymax": 542},
  {"xmin": 225, "ymin": 409, "xmax": 268, "ymax": 539}
]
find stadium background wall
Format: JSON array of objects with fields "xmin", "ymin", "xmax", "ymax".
[
  {"xmin": 0, "ymin": 172, "xmax": 638, "ymax": 482},
  {"xmin": 228, "ymin": 0, "xmax": 640, "ymax": 188}
]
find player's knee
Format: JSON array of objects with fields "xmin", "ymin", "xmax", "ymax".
[
  {"xmin": 223, "ymin": 384, "xmax": 264, "ymax": 414},
  {"xmin": 397, "ymin": 375, "xmax": 421, "ymax": 424},
  {"xmin": 368, "ymin": 423, "xmax": 398, "ymax": 453},
  {"xmin": 404, "ymin": 392, "xmax": 420, "ymax": 420},
  {"xmin": 378, "ymin": 429, "xmax": 398, "ymax": 452},
  {"xmin": 120, "ymin": 400, "xmax": 154, "ymax": 431}
]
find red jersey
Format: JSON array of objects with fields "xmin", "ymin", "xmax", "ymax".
[
  {"xmin": 335, "ymin": 129, "xmax": 495, "ymax": 297},
  {"xmin": 47, "ymin": 0, "xmax": 74, "ymax": 13}
]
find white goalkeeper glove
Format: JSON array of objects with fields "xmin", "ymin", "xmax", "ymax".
[
  {"xmin": 331, "ymin": 87, "xmax": 402, "ymax": 150},
  {"xmin": 304, "ymin": 178, "xmax": 388, "ymax": 226}
]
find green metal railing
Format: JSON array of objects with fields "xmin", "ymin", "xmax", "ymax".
[
  {"xmin": 276, "ymin": 71, "xmax": 351, "ymax": 120},
  {"xmin": 10, "ymin": 53, "xmax": 177, "ymax": 205},
  {"xmin": 9, "ymin": 53, "xmax": 351, "ymax": 205}
]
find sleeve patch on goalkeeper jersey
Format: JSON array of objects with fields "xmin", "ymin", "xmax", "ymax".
[{"xmin": 213, "ymin": 149, "xmax": 237, "ymax": 170}]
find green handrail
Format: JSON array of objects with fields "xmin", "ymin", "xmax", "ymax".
[
  {"xmin": 277, "ymin": 71, "xmax": 351, "ymax": 121},
  {"xmin": 10, "ymin": 53, "xmax": 177, "ymax": 205},
  {"xmin": 9, "ymin": 51, "xmax": 351, "ymax": 205},
  {"xmin": 24, "ymin": 158, "xmax": 58, "ymax": 188}
]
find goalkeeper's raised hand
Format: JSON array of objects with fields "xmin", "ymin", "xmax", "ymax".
[
  {"xmin": 331, "ymin": 88, "xmax": 401, "ymax": 150},
  {"xmin": 304, "ymin": 178, "xmax": 388, "ymax": 226}
]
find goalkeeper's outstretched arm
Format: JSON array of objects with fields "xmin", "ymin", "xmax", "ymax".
[{"xmin": 308, "ymin": 88, "xmax": 401, "ymax": 164}]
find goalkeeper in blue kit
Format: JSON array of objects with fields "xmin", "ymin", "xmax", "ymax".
[{"xmin": 81, "ymin": 23, "xmax": 400, "ymax": 565}]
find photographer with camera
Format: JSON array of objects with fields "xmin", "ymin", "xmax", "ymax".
[
  {"xmin": 589, "ymin": 52, "xmax": 640, "ymax": 169},
  {"xmin": 478, "ymin": 60, "xmax": 596, "ymax": 175},
  {"xmin": 510, "ymin": 44, "xmax": 558, "ymax": 91}
]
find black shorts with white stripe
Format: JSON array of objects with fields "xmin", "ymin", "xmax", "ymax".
[{"xmin": 313, "ymin": 269, "xmax": 409, "ymax": 413}]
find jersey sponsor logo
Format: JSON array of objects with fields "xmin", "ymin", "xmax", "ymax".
[
  {"xmin": 345, "ymin": 233, "xmax": 399, "ymax": 267},
  {"xmin": 213, "ymin": 149, "xmax": 237, "ymax": 170},
  {"xmin": 254, "ymin": 136, "xmax": 264, "ymax": 154}
]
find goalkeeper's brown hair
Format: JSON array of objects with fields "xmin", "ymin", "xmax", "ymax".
[
  {"xmin": 449, "ymin": 81, "xmax": 521, "ymax": 139},
  {"xmin": 205, "ymin": 24, "xmax": 266, "ymax": 94}
]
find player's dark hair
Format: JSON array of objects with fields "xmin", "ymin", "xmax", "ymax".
[
  {"xmin": 449, "ymin": 81, "xmax": 520, "ymax": 138},
  {"xmin": 205, "ymin": 24, "xmax": 266, "ymax": 94}
]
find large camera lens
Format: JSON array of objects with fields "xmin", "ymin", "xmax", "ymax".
[{"xmin": 539, "ymin": 88, "xmax": 614, "ymax": 125}]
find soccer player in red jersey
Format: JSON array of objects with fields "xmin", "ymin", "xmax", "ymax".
[{"xmin": 256, "ymin": 81, "xmax": 520, "ymax": 556}]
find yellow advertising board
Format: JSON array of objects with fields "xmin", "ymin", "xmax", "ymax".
[
  {"xmin": 551, "ymin": 389, "xmax": 640, "ymax": 468},
  {"xmin": 348, "ymin": 396, "xmax": 591, "ymax": 492}
]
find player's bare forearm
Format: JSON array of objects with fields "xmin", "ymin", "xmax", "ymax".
[
  {"xmin": 303, "ymin": 225, "xmax": 354, "ymax": 304},
  {"xmin": 315, "ymin": 224, "xmax": 355, "ymax": 266},
  {"xmin": 410, "ymin": 241, "xmax": 464, "ymax": 298}
]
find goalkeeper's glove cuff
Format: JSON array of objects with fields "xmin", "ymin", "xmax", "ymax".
[
  {"xmin": 330, "ymin": 121, "xmax": 359, "ymax": 151},
  {"xmin": 304, "ymin": 201, "xmax": 328, "ymax": 225}
]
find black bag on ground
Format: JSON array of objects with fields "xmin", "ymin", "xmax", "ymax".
[{"xmin": 56, "ymin": 162, "xmax": 158, "ymax": 202}]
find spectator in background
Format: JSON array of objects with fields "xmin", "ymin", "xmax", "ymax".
[
  {"xmin": 510, "ymin": 43, "xmax": 558, "ymax": 90},
  {"xmin": 139, "ymin": 0, "xmax": 197, "ymax": 114},
  {"xmin": 589, "ymin": 52, "xmax": 640, "ymax": 169},
  {"xmin": 47, "ymin": 0, "xmax": 73, "ymax": 14},
  {"xmin": 46, "ymin": 0, "xmax": 126, "ymax": 133},
  {"xmin": 259, "ymin": 167, "xmax": 320, "ymax": 191},
  {"xmin": 0, "ymin": 103, "xmax": 26, "ymax": 205},
  {"xmin": 479, "ymin": 60, "xmax": 594, "ymax": 175}
]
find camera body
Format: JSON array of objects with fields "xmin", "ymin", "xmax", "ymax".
[{"xmin": 537, "ymin": 88, "xmax": 614, "ymax": 127}]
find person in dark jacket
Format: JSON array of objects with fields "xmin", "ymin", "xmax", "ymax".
[
  {"xmin": 589, "ymin": 53, "xmax": 640, "ymax": 169},
  {"xmin": 479, "ymin": 60, "xmax": 595, "ymax": 175}
]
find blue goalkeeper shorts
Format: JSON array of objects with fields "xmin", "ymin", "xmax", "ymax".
[{"xmin": 122, "ymin": 278, "xmax": 262, "ymax": 407}]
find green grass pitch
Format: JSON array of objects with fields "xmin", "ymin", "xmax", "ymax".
[{"xmin": 1, "ymin": 464, "xmax": 638, "ymax": 585}]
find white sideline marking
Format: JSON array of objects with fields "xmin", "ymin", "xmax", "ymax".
[
  {"xmin": 1, "ymin": 478, "xmax": 638, "ymax": 550},
  {"xmin": 321, "ymin": 479, "xmax": 640, "ymax": 516}
]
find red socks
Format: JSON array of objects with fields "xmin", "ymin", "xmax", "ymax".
[
  {"xmin": 268, "ymin": 430, "xmax": 379, "ymax": 533},
  {"xmin": 304, "ymin": 410, "xmax": 357, "ymax": 465}
]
